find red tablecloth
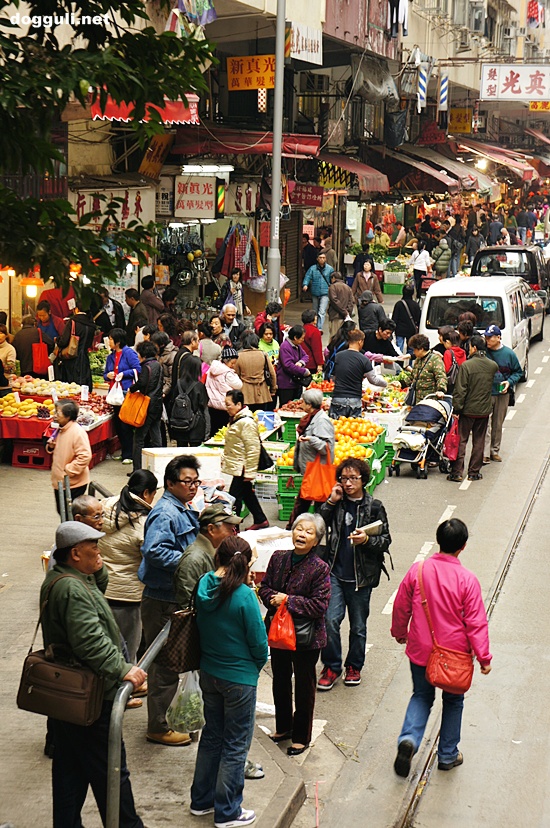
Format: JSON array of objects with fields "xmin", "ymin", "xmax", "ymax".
[{"xmin": 0, "ymin": 416, "xmax": 114, "ymax": 444}]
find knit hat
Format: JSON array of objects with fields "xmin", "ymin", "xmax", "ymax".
[{"xmin": 221, "ymin": 346, "xmax": 238, "ymax": 361}]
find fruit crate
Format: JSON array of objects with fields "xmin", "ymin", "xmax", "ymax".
[
  {"xmin": 366, "ymin": 475, "xmax": 377, "ymax": 496},
  {"xmin": 12, "ymin": 439, "xmax": 52, "ymax": 470},
  {"xmin": 254, "ymin": 478, "xmax": 278, "ymax": 502},
  {"xmin": 277, "ymin": 492, "xmax": 296, "ymax": 522},
  {"xmin": 383, "ymin": 283, "xmax": 404, "ymax": 295},
  {"xmin": 372, "ymin": 452, "xmax": 388, "ymax": 487},
  {"xmin": 278, "ymin": 473, "xmax": 302, "ymax": 495},
  {"xmin": 359, "ymin": 428, "xmax": 386, "ymax": 460}
]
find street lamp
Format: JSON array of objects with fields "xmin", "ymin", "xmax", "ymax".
[{"xmin": 266, "ymin": 0, "xmax": 286, "ymax": 306}]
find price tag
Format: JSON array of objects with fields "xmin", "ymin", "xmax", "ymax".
[
  {"xmin": 67, "ymin": 298, "xmax": 76, "ymax": 311},
  {"xmin": 47, "ymin": 365, "xmax": 55, "ymax": 382},
  {"xmin": 81, "ymin": 385, "xmax": 89, "ymax": 402},
  {"xmin": 13, "ymin": 391, "xmax": 20, "ymax": 404},
  {"xmin": 103, "ymin": 337, "xmax": 110, "ymax": 349},
  {"xmin": 51, "ymin": 388, "xmax": 58, "ymax": 404}
]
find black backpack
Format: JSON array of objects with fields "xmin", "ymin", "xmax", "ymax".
[{"xmin": 170, "ymin": 379, "xmax": 200, "ymax": 431}]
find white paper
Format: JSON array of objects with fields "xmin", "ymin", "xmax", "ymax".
[
  {"xmin": 80, "ymin": 385, "xmax": 89, "ymax": 401},
  {"xmin": 51, "ymin": 388, "xmax": 58, "ymax": 404},
  {"xmin": 103, "ymin": 337, "xmax": 110, "ymax": 349},
  {"xmin": 13, "ymin": 391, "xmax": 20, "ymax": 403},
  {"xmin": 67, "ymin": 298, "xmax": 76, "ymax": 311},
  {"xmin": 47, "ymin": 365, "xmax": 55, "ymax": 382}
]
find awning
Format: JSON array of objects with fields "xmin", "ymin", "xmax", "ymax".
[
  {"xmin": 318, "ymin": 152, "xmax": 389, "ymax": 193},
  {"xmin": 525, "ymin": 127, "xmax": 550, "ymax": 147},
  {"xmin": 399, "ymin": 145, "xmax": 501, "ymax": 200},
  {"xmin": 368, "ymin": 146, "xmax": 459, "ymax": 193},
  {"xmin": 173, "ymin": 126, "xmax": 321, "ymax": 158},
  {"xmin": 458, "ymin": 139, "xmax": 538, "ymax": 182},
  {"xmin": 90, "ymin": 95, "xmax": 200, "ymax": 125}
]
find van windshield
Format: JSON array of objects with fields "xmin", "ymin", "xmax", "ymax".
[
  {"xmin": 471, "ymin": 250, "xmax": 530, "ymax": 277},
  {"xmin": 425, "ymin": 296, "xmax": 505, "ymax": 329}
]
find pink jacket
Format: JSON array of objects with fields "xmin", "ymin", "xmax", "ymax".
[{"xmin": 391, "ymin": 553, "xmax": 492, "ymax": 667}]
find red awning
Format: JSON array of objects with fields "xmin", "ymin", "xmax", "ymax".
[
  {"xmin": 90, "ymin": 95, "xmax": 200, "ymax": 125},
  {"xmin": 318, "ymin": 152, "xmax": 389, "ymax": 193},
  {"xmin": 525, "ymin": 127, "xmax": 550, "ymax": 147},
  {"xmin": 173, "ymin": 126, "xmax": 321, "ymax": 158},
  {"xmin": 369, "ymin": 146, "xmax": 459, "ymax": 193},
  {"xmin": 458, "ymin": 138, "xmax": 538, "ymax": 181}
]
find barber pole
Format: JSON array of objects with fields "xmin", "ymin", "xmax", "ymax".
[
  {"xmin": 439, "ymin": 73, "xmax": 448, "ymax": 112},
  {"xmin": 417, "ymin": 63, "xmax": 429, "ymax": 113}
]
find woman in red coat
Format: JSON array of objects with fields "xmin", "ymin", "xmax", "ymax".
[{"xmin": 300, "ymin": 309, "xmax": 324, "ymax": 373}]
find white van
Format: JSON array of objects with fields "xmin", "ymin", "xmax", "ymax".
[{"xmin": 419, "ymin": 276, "xmax": 530, "ymax": 378}]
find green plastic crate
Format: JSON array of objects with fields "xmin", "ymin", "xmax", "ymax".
[
  {"xmin": 366, "ymin": 475, "xmax": 377, "ymax": 495},
  {"xmin": 280, "ymin": 417, "xmax": 300, "ymax": 443},
  {"xmin": 278, "ymin": 473, "xmax": 302, "ymax": 494},
  {"xmin": 373, "ymin": 452, "xmax": 388, "ymax": 487},
  {"xmin": 359, "ymin": 428, "xmax": 386, "ymax": 460},
  {"xmin": 277, "ymin": 492, "xmax": 296, "ymax": 521},
  {"xmin": 383, "ymin": 283, "xmax": 404, "ymax": 295}
]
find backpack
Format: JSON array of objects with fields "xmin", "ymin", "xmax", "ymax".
[
  {"xmin": 170, "ymin": 379, "xmax": 200, "ymax": 431},
  {"xmin": 323, "ymin": 340, "xmax": 346, "ymax": 380},
  {"xmin": 446, "ymin": 350, "xmax": 459, "ymax": 392}
]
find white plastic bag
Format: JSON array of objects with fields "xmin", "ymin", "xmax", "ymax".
[
  {"xmin": 106, "ymin": 380, "xmax": 124, "ymax": 406},
  {"xmin": 166, "ymin": 671, "xmax": 205, "ymax": 734}
]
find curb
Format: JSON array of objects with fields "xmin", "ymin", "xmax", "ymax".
[{"xmin": 255, "ymin": 730, "xmax": 306, "ymax": 828}]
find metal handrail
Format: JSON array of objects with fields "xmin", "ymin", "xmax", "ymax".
[
  {"xmin": 88, "ymin": 480, "xmax": 114, "ymax": 499},
  {"xmin": 106, "ymin": 620, "xmax": 171, "ymax": 828}
]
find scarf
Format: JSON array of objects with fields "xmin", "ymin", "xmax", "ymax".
[{"xmin": 296, "ymin": 409, "xmax": 317, "ymax": 436}]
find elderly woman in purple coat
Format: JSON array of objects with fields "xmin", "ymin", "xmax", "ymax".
[
  {"xmin": 276, "ymin": 325, "xmax": 311, "ymax": 407},
  {"xmin": 259, "ymin": 513, "xmax": 331, "ymax": 756}
]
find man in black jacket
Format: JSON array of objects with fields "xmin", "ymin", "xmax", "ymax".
[
  {"xmin": 318, "ymin": 458, "xmax": 391, "ymax": 690},
  {"xmin": 220, "ymin": 303, "xmax": 245, "ymax": 346},
  {"xmin": 92, "ymin": 288, "xmax": 126, "ymax": 336}
]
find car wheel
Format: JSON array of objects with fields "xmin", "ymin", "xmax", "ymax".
[
  {"xmin": 534, "ymin": 315, "xmax": 544, "ymax": 343},
  {"xmin": 520, "ymin": 350, "xmax": 528, "ymax": 383}
]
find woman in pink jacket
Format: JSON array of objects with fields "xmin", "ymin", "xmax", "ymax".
[
  {"xmin": 205, "ymin": 346, "xmax": 243, "ymax": 435},
  {"xmin": 391, "ymin": 519, "xmax": 492, "ymax": 778}
]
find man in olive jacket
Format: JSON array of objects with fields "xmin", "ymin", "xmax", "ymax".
[
  {"xmin": 41, "ymin": 521, "xmax": 146, "ymax": 828},
  {"xmin": 449, "ymin": 335, "xmax": 497, "ymax": 483}
]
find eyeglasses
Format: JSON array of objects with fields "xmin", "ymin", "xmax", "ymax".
[
  {"xmin": 88, "ymin": 513, "xmax": 104, "ymax": 522},
  {"xmin": 179, "ymin": 478, "xmax": 201, "ymax": 487},
  {"xmin": 340, "ymin": 476, "xmax": 361, "ymax": 483}
]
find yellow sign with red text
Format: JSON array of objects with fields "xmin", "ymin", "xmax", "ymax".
[
  {"xmin": 227, "ymin": 55, "xmax": 275, "ymax": 91},
  {"xmin": 529, "ymin": 101, "xmax": 550, "ymax": 111},
  {"xmin": 449, "ymin": 108, "xmax": 473, "ymax": 134}
]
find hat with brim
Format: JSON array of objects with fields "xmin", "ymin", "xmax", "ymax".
[
  {"xmin": 199, "ymin": 504, "xmax": 242, "ymax": 526},
  {"xmin": 55, "ymin": 521, "xmax": 105, "ymax": 548}
]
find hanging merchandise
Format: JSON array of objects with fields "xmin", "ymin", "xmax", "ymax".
[{"xmin": 388, "ymin": 0, "xmax": 408, "ymax": 39}]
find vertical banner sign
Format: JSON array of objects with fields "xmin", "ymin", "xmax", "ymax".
[
  {"xmin": 417, "ymin": 64, "xmax": 429, "ymax": 113},
  {"xmin": 473, "ymin": 99, "xmax": 480, "ymax": 133},
  {"xmin": 216, "ymin": 181, "xmax": 225, "ymax": 218},
  {"xmin": 439, "ymin": 73, "xmax": 449, "ymax": 112}
]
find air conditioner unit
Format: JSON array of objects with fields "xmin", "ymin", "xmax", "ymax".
[
  {"xmin": 457, "ymin": 27, "xmax": 471, "ymax": 50},
  {"xmin": 517, "ymin": 26, "xmax": 527, "ymax": 36},
  {"xmin": 503, "ymin": 26, "xmax": 516, "ymax": 39},
  {"xmin": 299, "ymin": 73, "xmax": 330, "ymax": 94}
]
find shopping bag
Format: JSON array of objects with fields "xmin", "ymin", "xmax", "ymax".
[
  {"xmin": 119, "ymin": 390, "xmax": 150, "ymax": 428},
  {"xmin": 60, "ymin": 321, "xmax": 79, "ymax": 359},
  {"xmin": 267, "ymin": 597, "xmax": 296, "ymax": 650},
  {"xmin": 299, "ymin": 451, "xmax": 336, "ymax": 502},
  {"xmin": 166, "ymin": 671, "xmax": 205, "ymax": 734},
  {"xmin": 106, "ymin": 380, "xmax": 124, "ymax": 406},
  {"xmin": 32, "ymin": 330, "xmax": 50, "ymax": 375},
  {"xmin": 443, "ymin": 417, "xmax": 460, "ymax": 461}
]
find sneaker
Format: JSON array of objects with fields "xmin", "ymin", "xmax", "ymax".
[
  {"xmin": 394, "ymin": 739, "xmax": 415, "ymax": 778},
  {"xmin": 244, "ymin": 759, "xmax": 264, "ymax": 779},
  {"xmin": 122, "ymin": 458, "xmax": 133, "ymax": 465},
  {"xmin": 317, "ymin": 666, "xmax": 341, "ymax": 691},
  {"xmin": 438, "ymin": 751, "xmax": 463, "ymax": 771},
  {"xmin": 467, "ymin": 473, "xmax": 483, "ymax": 481},
  {"xmin": 214, "ymin": 809, "xmax": 256, "ymax": 828},
  {"xmin": 190, "ymin": 807, "xmax": 215, "ymax": 816},
  {"xmin": 482, "ymin": 456, "xmax": 491, "ymax": 465},
  {"xmin": 344, "ymin": 666, "xmax": 361, "ymax": 686}
]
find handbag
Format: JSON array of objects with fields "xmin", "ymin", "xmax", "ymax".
[
  {"xmin": 417, "ymin": 562, "xmax": 474, "ymax": 695},
  {"xmin": 119, "ymin": 368, "xmax": 150, "ymax": 428},
  {"xmin": 161, "ymin": 579, "xmax": 201, "ymax": 674},
  {"xmin": 404, "ymin": 385, "xmax": 416, "ymax": 407},
  {"xmin": 443, "ymin": 417, "xmax": 460, "ymax": 462},
  {"xmin": 32, "ymin": 330, "xmax": 50, "ymax": 374},
  {"xmin": 299, "ymin": 443, "xmax": 336, "ymax": 502},
  {"xmin": 60, "ymin": 320, "xmax": 79, "ymax": 360},
  {"xmin": 257, "ymin": 442, "xmax": 274, "ymax": 471},
  {"xmin": 262, "ymin": 353, "xmax": 273, "ymax": 387},
  {"xmin": 16, "ymin": 575, "xmax": 105, "ymax": 726}
]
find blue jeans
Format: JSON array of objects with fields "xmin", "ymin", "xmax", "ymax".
[
  {"xmin": 517, "ymin": 226, "xmax": 527, "ymax": 244},
  {"xmin": 311, "ymin": 294, "xmax": 329, "ymax": 331},
  {"xmin": 450, "ymin": 251, "xmax": 461, "ymax": 277},
  {"xmin": 329, "ymin": 398, "xmax": 363, "ymax": 419},
  {"xmin": 190, "ymin": 671, "xmax": 257, "ymax": 824},
  {"xmin": 398, "ymin": 661, "xmax": 464, "ymax": 764},
  {"xmin": 322, "ymin": 575, "xmax": 372, "ymax": 673}
]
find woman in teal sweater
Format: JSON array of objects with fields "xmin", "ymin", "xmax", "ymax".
[{"xmin": 190, "ymin": 536, "xmax": 268, "ymax": 828}]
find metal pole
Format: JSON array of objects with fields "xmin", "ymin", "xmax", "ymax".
[
  {"xmin": 57, "ymin": 481, "xmax": 66, "ymax": 523},
  {"xmin": 64, "ymin": 474, "xmax": 73, "ymax": 520},
  {"xmin": 265, "ymin": 0, "xmax": 286, "ymax": 306}
]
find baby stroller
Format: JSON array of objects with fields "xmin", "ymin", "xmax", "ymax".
[{"xmin": 388, "ymin": 394, "xmax": 454, "ymax": 479}]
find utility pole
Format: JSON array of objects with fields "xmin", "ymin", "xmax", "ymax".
[{"xmin": 265, "ymin": 0, "xmax": 286, "ymax": 305}]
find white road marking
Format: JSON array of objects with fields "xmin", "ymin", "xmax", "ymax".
[
  {"xmin": 505, "ymin": 409, "xmax": 517, "ymax": 421},
  {"xmin": 543, "ymin": 356, "xmax": 549, "ymax": 363},
  {"xmin": 516, "ymin": 394, "xmax": 526, "ymax": 404},
  {"xmin": 459, "ymin": 479, "xmax": 471, "ymax": 491},
  {"xmin": 413, "ymin": 541, "xmax": 435, "ymax": 563},
  {"xmin": 535, "ymin": 367, "xmax": 543, "ymax": 374},
  {"xmin": 438, "ymin": 505, "xmax": 456, "ymax": 524},
  {"xmin": 382, "ymin": 590, "xmax": 397, "ymax": 615},
  {"xmin": 526, "ymin": 380, "xmax": 536, "ymax": 388}
]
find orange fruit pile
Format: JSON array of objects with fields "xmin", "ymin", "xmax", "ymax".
[{"xmin": 333, "ymin": 417, "xmax": 384, "ymax": 444}]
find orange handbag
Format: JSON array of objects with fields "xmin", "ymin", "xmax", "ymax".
[
  {"xmin": 119, "ymin": 368, "xmax": 150, "ymax": 428},
  {"xmin": 299, "ymin": 443, "xmax": 336, "ymax": 502}
]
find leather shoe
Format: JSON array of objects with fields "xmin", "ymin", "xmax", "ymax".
[
  {"xmin": 287, "ymin": 744, "xmax": 309, "ymax": 756},
  {"xmin": 249, "ymin": 520, "xmax": 269, "ymax": 530},
  {"xmin": 482, "ymin": 456, "xmax": 491, "ymax": 465},
  {"xmin": 490, "ymin": 453, "xmax": 502, "ymax": 462},
  {"xmin": 125, "ymin": 697, "xmax": 143, "ymax": 710},
  {"xmin": 146, "ymin": 730, "xmax": 192, "ymax": 746},
  {"xmin": 269, "ymin": 731, "xmax": 292, "ymax": 743},
  {"xmin": 438, "ymin": 751, "xmax": 463, "ymax": 771}
]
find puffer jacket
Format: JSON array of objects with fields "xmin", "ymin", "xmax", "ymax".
[
  {"xmin": 303, "ymin": 262, "xmax": 334, "ymax": 297},
  {"xmin": 205, "ymin": 359, "xmax": 243, "ymax": 410},
  {"xmin": 432, "ymin": 239, "xmax": 452, "ymax": 276},
  {"xmin": 222, "ymin": 407, "xmax": 262, "ymax": 478},
  {"xmin": 293, "ymin": 409, "xmax": 335, "ymax": 474},
  {"xmin": 104, "ymin": 346, "xmax": 141, "ymax": 392},
  {"xmin": 319, "ymin": 494, "xmax": 392, "ymax": 589},
  {"xmin": 158, "ymin": 340, "xmax": 177, "ymax": 397},
  {"xmin": 99, "ymin": 493, "xmax": 152, "ymax": 602}
]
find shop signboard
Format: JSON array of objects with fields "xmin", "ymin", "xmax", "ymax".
[
  {"xmin": 139, "ymin": 134, "xmax": 174, "ymax": 180},
  {"xmin": 529, "ymin": 100, "xmax": 550, "ymax": 111},
  {"xmin": 259, "ymin": 221, "xmax": 271, "ymax": 247},
  {"xmin": 287, "ymin": 22, "xmax": 323, "ymax": 66},
  {"xmin": 174, "ymin": 176, "xmax": 216, "ymax": 218},
  {"xmin": 226, "ymin": 55, "xmax": 275, "ymax": 91},
  {"xmin": 69, "ymin": 187, "xmax": 154, "ymax": 232},
  {"xmin": 289, "ymin": 184, "xmax": 324, "ymax": 207},
  {"xmin": 481, "ymin": 64, "xmax": 550, "ymax": 101},
  {"xmin": 449, "ymin": 108, "xmax": 472, "ymax": 134},
  {"xmin": 156, "ymin": 176, "xmax": 174, "ymax": 216}
]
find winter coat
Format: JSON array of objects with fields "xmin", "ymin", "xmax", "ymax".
[
  {"xmin": 171, "ymin": 379, "xmax": 210, "ymax": 444},
  {"xmin": 13, "ymin": 325, "xmax": 42, "ymax": 375},
  {"xmin": 57, "ymin": 313, "xmax": 95, "ymax": 387},
  {"xmin": 140, "ymin": 288, "xmax": 165, "ymax": 325},
  {"xmin": 358, "ymin": 292, "xmax": 387, "ymax": 333},
  {"xmin": 302, "ymin": 323, "xmax": 324, "ymax": 372},
  {"xmin": 452, "ymin": 351, "xmax": 498, "ymax": 417},
  {"xmin": 198, "ymin": 338, "xmax": 222, "ymax": 366},
  {"xmin": 391, "ymin": 553, "xmax": 492, "ymax": 668},
  {"xmin": 236, "ymin": 347, "xmax": 277, "ymax": 405},
  {"xmin": 129, "ymin": 357, "xmax": 163, "ymax": 418},
  {"xmin": 205, "ymin": 359, "xmax": 243, "ymax": 410},
  {"xmin": 254, "ymin": 311, "xmax": 282, "ymax": 343},
  {"xmin": 92, "ymin": 298, "xmax": 126, "ymax": 336},
  {"xmin": 402, "ymin": 351, "xmax": 447, "ymax": 401},
  {"xmin": 104, "ymin": 345, "xmax": 141, "ymax": 392},
  {"xmin": 466, "ymin": 233, "xmax": 484, "ymax": 261},
  {"xmin": 392, "ymin": 298, "xmax": 421, "ymax": 339},
  {"xmin": 432, "ymin": 239, "xmax": 452, "ymax": 276},
  {"xmin": 174, "ymin": 532, "xmax": 216, "ymax": 609},
  {"xmin": 221, "ymin": 317, "xmax": 246, "ymax": 347},
  {"xmin": 276, "ymin": 339, "xmax": 309, "ymax": 391},
  {"xmin": 322, "ymin": 242, "xmax": 338, "ymax": 270},
  {"xmin": 351, "ymin": 271, "xmax": 383, "ymax": 304},
  {"xmin": 443, "ymin": 346, "xmax": 467, "ymax": 375},
  {"xmin": 319, "ymin": 494, "xmax": 392, "ymax": 590},
  {"xmin": 303, "ymin": 262, "xmax": 334, "ymax": 297},
  {"xmin": 259, "ymin": 549, "xmax": 331, "ymax": 651},
  {"xmin": 158, "ymin": 340, "xmax": 177, "ymax": 397},
  {"xmin": 328, "ymin": 281, "xmax": 355, "ymax": 322},
  {"xmin": 40, "ymin": 564, "xmax": 132, "ymax": 701},
  {"xmin": 50, "ymin": 419, "xmax": 92, "ymax": 490},
  {"xmin": 126, "ymin": 301, "xmax": 148, "ymax": 345},
  {"xmin": 99, "ymin": 493, "xmax": 152, "ymax": 602},
  {"xmin": 293, "ymin": 409, "xmax": 335, "ymax": 474},
  {"xmin": 222, "ymin": 407, "xmax": 262, "ymax": 478}
]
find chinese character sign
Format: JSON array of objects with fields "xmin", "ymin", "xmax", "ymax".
[
  {"xmin": 174, "ymin": 176, "xmax": 217, "ymax": 218},
  {"xmin": 289, "ymin": 184, "xmax": 324, "ymax": 207},
  {"xmin": 481, "ymin": 64, "xmax": 550, "ymax": 101},
  {"xmin": 529, "ymin": 101, "xmax": 550, "ymax": 111},
  {"xmin": 226, "ymin": 55, "xmax": 276, "ymax": 91},
  {"xmin": 289, "ymin": 23, "xmax": 322, "ymax": 66},
  {"xmin": 449, "ymin": 108, "xmax": 473, "ymax": 134}
]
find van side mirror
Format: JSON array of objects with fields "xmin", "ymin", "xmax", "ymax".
[{"xmin": 524, "ymin": 305, "xmax": 535, "ymax": 318}]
